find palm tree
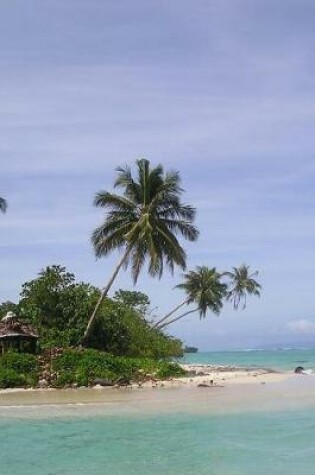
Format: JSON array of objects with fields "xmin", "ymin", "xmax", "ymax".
[
  {"xmin": 157, "ymin": 266, "xmax": 227, "ymax": 330},
  {"xmin": 0, "ymin": 197, "xmax": 7, "ymax": 213},
  {"xmin": 83, "ymin": 159, "xmax": 199, "ymax": 342},
  {"xmin": 223, "ymin": 264, "xmax": 261, "ymax": 310}
]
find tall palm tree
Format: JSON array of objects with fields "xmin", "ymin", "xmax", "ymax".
[
  {"xmin": 157, "ymin": 266, "xmax": 227, "ymax": 330},
  {"xmin": 0, "ymin": 196, "xmax": 7, "ymax": 213},
  {"xmin": 223, "ymin": 264, "xmax": 261, "ymax": 310},
  {"xmin": 83, "ymin": 159, "xmax": 199, "ymax": 342}
]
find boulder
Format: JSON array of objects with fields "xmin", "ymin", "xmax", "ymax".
[{"xmin": 294, "ymin": 366, "xmax": 305, "ymax": 374}]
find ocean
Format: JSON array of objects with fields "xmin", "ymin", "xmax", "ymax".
[
  {"xmin": 1, "ymin": 349, "xmax": 315, "ymax": 475},
  {"xmin": 181, "ymin": 348, "xmax": 315, "ymax": 371}
]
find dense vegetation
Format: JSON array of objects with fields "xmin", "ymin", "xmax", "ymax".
[
  {"xmin": 0, "ymin": 350, "xmax": 185, "ymax": 389},
  {"xmin": 0, "ymin": 266, "xmax": 183, "ymax": 357},
  {"xmin": 52, "ymin": 349, "xmax": 185, "ymax": 388},
  {"xmin": 0, "ymin": 266, "xmax": 184, "ymax": 388}
]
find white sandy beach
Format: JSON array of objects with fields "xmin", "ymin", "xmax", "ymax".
[{"xmin": 0, "ymin": 364, "xmax": 293, "ymax": 414}]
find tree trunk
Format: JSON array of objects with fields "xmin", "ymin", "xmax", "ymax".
[
  {"xmin": 158, "ymin": 308, "xmax": 198, "ymax": 330},
  {"xmin": 83, "ymin": 246, "xmax": 132, "ymax": 344},
  {"xmin": 152, "ymin": 299, "xmax": 189, "ymax": 328}
]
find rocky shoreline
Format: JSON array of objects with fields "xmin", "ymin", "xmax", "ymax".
[
  {"xmin": 0, "ymin": 363, "xmax": 289, "ymax": 394},
  {"xmin": 132, "ymin": 363, "xmax": 285, "ymax": 389}
]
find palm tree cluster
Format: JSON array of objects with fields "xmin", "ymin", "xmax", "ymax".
[
  {"xmin": 154, "ymin": 265, "xmax": 261, "ymax": 330},
  {"xmin": 84, "ymin": 159, "xmax": 261, "ymax": 341}
]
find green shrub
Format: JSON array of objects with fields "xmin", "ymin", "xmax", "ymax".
[
  {"xmin": 52, "ymin": 349, "xmax": 186, "ymax": 387},
  {"xmin": 155, "ymin": 362, "xmax": 187, "ymax": 379},
  {"xmin": 0, "ymin": 369, "xmax": 27, "ymax": 388},
  {"xmin": 0, "ymin": 353, "xmax": 39, "ymax": 388},
  {"xmin": 0, "ymin": 353, "xmax": 38, "ymax": 387},
  {"xmin": 0, "ymin": 349, "xmax": 186, "ymax": 388},
  {"xmin": 0, "ymin": 352, "xmax": 38, "ymax": 374}
]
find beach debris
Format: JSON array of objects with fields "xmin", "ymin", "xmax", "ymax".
[
  {"xmin": 197, "ymin": 382, "xmax": 224, "ymax": 388},
  {"xmin": 93, "ymin": 378, "xmax": 114, "ymax": 387}
]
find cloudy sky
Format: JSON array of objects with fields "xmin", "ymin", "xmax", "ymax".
[{"xmin": 1, "ymin": 0, "xmax": 315, "ymax": 350}]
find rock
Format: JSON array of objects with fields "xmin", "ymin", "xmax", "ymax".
[
  {"xmin": 93, "ymin": 378, "xmax": 114, "ymax": 387},
  {"xmin": 38, "ymin": 379, "xmax": 48, "ymax": 388},
  {"xmin": 115, "ymin": 376, "xmax": 131, "ymax": 386},
  {"xmin": 187, "ymin": 370, "xmax": 197, "ymax": 376},
  {"xmin": 294, "ymin": 366, "xmax": 305, "ymax": 374}
]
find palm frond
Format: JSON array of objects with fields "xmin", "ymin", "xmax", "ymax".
[
  {"xmin": 0, "ymin": 197, "xmax": 7, "ymax": 214},
  {"xmin": 225, "ymin": 265, "xmax": 261, "ymax": 309},
  {"xmin": 160, "ymin": 218, "xmax": 199, "ymax": 241},
  {"xmin": 92, "ymin": 159, "xmax": 198, "ymax": 284},
  {"xmin": 93, "ymin": 191, "xmax": 135, "ymax": 211}
]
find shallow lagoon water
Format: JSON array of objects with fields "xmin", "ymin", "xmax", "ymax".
[
  {"xmin": 1, "ymin": 377, "xmax": 315, "ymax": 475},
  {"xmin": 1, "ymin": 407, "xmax": 315, "ymax": 475}
]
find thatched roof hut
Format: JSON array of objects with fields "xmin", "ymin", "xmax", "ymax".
[{"xmin": 0, "ymin": 312, "xmax": 38, "ymax": 354}]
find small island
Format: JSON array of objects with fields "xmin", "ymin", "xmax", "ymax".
[
  {"xmin": 0, "ymin": 160, "xmax": 260, "ymax": 391},
  {"xmin": 184, "ymin": 346, "xmax": 198, "ymax": 353}
]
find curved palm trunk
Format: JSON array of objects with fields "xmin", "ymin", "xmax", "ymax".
[
  {"xmin": 152, "ymin": 298, "xmax": 189, "ymax": 328},
  {"xmin": 158, "ymin": 308, "xmax": 198, "ymax": 330},
  {"xmin": 83, "ymin": 246, "xmax": 132, "ymax": 344}
]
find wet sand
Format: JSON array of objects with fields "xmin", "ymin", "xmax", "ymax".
[{"xmin": 1, "ymin": 373, "xmax": 315, "ymax": 419}]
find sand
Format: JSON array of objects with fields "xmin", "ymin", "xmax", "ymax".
[{"xmin": 0, "ymin": 364, "xmax": 292, "ymax": 413}]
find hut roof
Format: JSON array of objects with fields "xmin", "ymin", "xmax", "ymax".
[{"xmin": 0, "ymin": 313, "xmax": 38, "ymax": 339}]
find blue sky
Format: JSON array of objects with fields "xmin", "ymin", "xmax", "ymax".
[{"xmin": 1, "ymin": 0, "xmax": 315, "ymax": 350}]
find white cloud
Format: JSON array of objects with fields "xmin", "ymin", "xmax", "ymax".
[{"xmin": 286, "ymin": 319, "xmax": 315, "ymax": 335}]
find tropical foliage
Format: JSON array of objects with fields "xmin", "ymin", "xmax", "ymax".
[
  {"xmin": 223, "ymin": 265, "xmax": 261, "ymax": 309},
  {"xmin": 0, "ymin": 196, "xmax": 7, "ymax": 214},
  {"xmin": 1, "ymin": 265, "xmax": 183, "ymax": 357},
  {"xmin": 52, "ymin": 349, "xmax": 185, "ymax": 388},
  {"xmin": 84, "ymin": 158, "xmax": 199, "ymax": 341},
  {"xmin": 113, "ymin": 289, "xmax": 151, "ymax": 315},
  {"xmin": 0, "ymin": 350, "xmax": 185, "ymax": 389},
  {"xmin": 156, "ymin": 266, "xmax": 227, "ymax": 329},
  {"xmin": 0, "ymin": 353, "xmax": 38, "ymax": 388},
  {"xmin": 155, "ymin": 265, "xmax": 261, "ymax": 329},
  {"xmin": 17, "ymin": 265, "xmax": 100, "ymax": 347},
  {"xmin": 88, "ymin": 299, "xmax": 183, "ymax": 358},
  {"xmin": 0, "ymin": 160, "xmax": 263, "ymax": 390}
]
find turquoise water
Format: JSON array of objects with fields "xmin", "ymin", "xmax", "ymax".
[
  {"xmin": 181, "ymin": 348, "xmax": 315, "ymax": 371},
  {"xmin": 1, "ymin": 409, "xmax": 315, "ymax": 475},
  {"xmin": 2, "ymin": 349, "xmax": 315, "ymax": 474}
]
